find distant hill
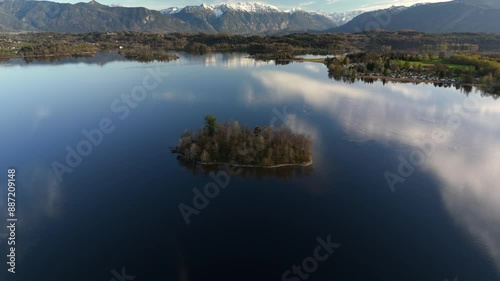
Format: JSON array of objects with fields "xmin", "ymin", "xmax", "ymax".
[
  {"xmin": 328, "ymin": 1, "xmax": 500, "ymax": 33},
  {"xmin": 2, "ymin": 0, "xmax": 499, "ymax": 34},
  {"xmin": 0, "ymin": 0, "xmax": 202, "ymax": 33},
  {"xmin": 0, "ymin": 6, "xmax": 33, "ymax": 32},
  {"xmin": 0, "ymin": 0, "xmax": 356, "ymax": 34}
]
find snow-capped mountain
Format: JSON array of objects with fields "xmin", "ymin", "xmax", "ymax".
[
  {"xmin": 281, "ymin": 9, "xmax": 364, "ymax": 25},
  {"xmin": 1, "ymin": 0, "xmax": 498, "ymax": 34},
  {"xmin": 210, "ymin": 2, "xmax": 281, "ymax": 13},
  {"xmin": 160, "ymin": 7, "xmax": 181, "ymax": 15},
  {"xmin": 326, "ymin": 10, "xmax": 365, "ymax": 25},
  {"xmin": 158, "ymin": 2, "xmax": 343, "ymax": 33},
  {"xmin": 160, "ymin": 3, "xmax": 363, "ymax": 26},
  {"xmin": 161, "ymin": 3, "xmax": 282, "ymax": 17}
]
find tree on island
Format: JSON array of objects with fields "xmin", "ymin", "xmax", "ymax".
[
  {"xmin": 204, "ymin": 114, "xmax": 218, "ymax": 137},
  {"xmin": 173, "ymin": 115, "xmax": 313, "ymax": 167}
]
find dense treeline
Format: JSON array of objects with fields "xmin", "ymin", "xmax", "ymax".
[
  {"xmin": 4, "ymin": 31, "xmax": 500, "ymax": 62},
  {"xmin": 0, "ymin": 32, "xmax": 99, "ymax": 60},
  {"xmin": 447, "ymin": 54, "xmax": 500, "ymax": 92},
  {"xmin": 17, "ymin": 42, "xmax": 98, "ymax": 58},
  {"xmin": 325, "ymin": 51, "xmax": 500, "ymax": 94},
  {"xmin": 118, "ymin": 46, "xmax": 179, "ymax": 62},
  {"xmin": 174, "ymin": 115, "xmax": 313, "ymax": 167},
  {"xmin": 359, "ymin": 30, "xmax": 499, "ymax": 52},
  {"xmin": 448, "ymin": 54, "xmax": 500, "ymax": 76}
]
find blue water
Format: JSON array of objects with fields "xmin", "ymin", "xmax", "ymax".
[{"xmin": 1, "ymin": 52, "xmax": 500, "ymax": 281}]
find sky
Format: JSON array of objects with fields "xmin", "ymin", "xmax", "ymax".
[{"xmin": 49, "ymin": 0, "xmax": 453, "ymax": 12}]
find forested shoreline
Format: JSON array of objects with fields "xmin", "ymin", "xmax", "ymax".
[
  {"xmin": 2, "ymin": 31, "xmax": 500, "ymax": 62},
  {"xmin": 2, "ymin": 31, "xmax": 500, "ymax": 94},
  {"xmin": 325, "ymin": 52, "xmax": 500, "ymax": 95}
]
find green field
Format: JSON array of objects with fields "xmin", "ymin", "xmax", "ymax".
[
  {"xmin": 297, "ymin": 58, "xmax": 326, "ymax": 63},
  {"xmin": 394, "ymin": 59, "xmax": 470, "ymax": 70}
]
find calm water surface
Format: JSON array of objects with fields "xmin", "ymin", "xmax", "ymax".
[{"xmin": 1, "ymin": 53, "xmax": 500, "ymax": 281}]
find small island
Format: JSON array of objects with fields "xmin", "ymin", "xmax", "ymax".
[
  {"xmin": 118, "ymin": 46, "xmax": 179, "ymax": 62},
  {"xmin": 172, "ymin": 115, "xmax": 313, "ymax": 168}
]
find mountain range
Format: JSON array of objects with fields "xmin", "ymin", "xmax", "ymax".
[
  {"xmin": 160, "ymin": 3, "xmax": 363, "ymax": 30},
  {"xmin": 0, "ymin": 0, "xmax": 500, "ymax": 34},
  {"xmin": 329, "ymin": 0, "xmax": 500, "ymax": 33},
  {"xmin": 0, "ymin": 0, "xmax": 362, "ymax": 34},
  {"xmin": 158, "ymin": 3, "xmax": 346, "ymax": 34},
  {"xmin": 0, "ymin": 0, "xmax": 200, "ymax": 33}
]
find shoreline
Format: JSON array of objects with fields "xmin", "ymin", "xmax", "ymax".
[
  {"xmin": 360, "ymin": 75, "xmax": 459, "ymax": 84},
  {"xmin": 359, "ymin": 75, "xmax": 481, "ymax": 88},
  {"xmin": 287, "ymin": 57, "xmax": 482, "ymax": 88},
  {"xmin": 194, "ymin": 160, "xmax": 313, "ymax": 169},
  {"xmin": 0, "ymin": 51, "xmax": 97, "ymax": 60}
]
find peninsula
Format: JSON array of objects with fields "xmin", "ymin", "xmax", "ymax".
[{"xmin": 323, "ymin": 52, "xmax": 500, "ymax": 94}]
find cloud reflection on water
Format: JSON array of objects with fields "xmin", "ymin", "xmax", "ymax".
[
  {"xmin": 251, "ymin": 69, "xmax": 500, "ymax": 273},
  {"xmin": 0, "ymin": 164, "xmax": 62, "ymax": 267}
]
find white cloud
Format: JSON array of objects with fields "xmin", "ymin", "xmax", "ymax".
[
  {"xmin": 44, "ymin": 0, "xmax": 455, "ymax": 13},
  {"xmin": 358, "ymin": 0, "xmax": 452, "ymax": 11},
  {"xmin": 304, "ymin": 64, "xmax": 322, "ymax": 73},
  {"xmin": 250, "ymin": 68, "xmax": 500, "ymax": 273},
  {"xmin": 31, "ymin": 106, "xmax": 51, "ymax": 133},
  {"xmin": 299, "ymin": 1, "xmax": 316, "ymax": 7}
]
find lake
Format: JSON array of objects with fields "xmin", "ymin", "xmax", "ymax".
[{"xmin": 1, "ymin": 52, "xmax": 500, "ymax": 281}]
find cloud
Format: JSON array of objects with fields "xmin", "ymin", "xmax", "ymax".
[
  {"xmin": 215, "ymin": 0, "xmax": 452, "ymax": 12},
  {"xmin": 304, "ymin": 64, "xmax": 322, "ymax": 73},
  {"xmin": 46, "ymin": 0, "xmax": 455, "ymax": 13},
  {"xmin": 31, "ymin": 106, "xmax": 51, "ymax": 133},
  {"xmin": 250, "ymin": 68, "xmax": 500, "ymax": 273},
  {"xmin": 358, "ymin": 0, "xmax": 451, "ymax": 11},
  {"xmin": 299, "ymin": 1, "xmax": 316, "ymax": 7}
]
